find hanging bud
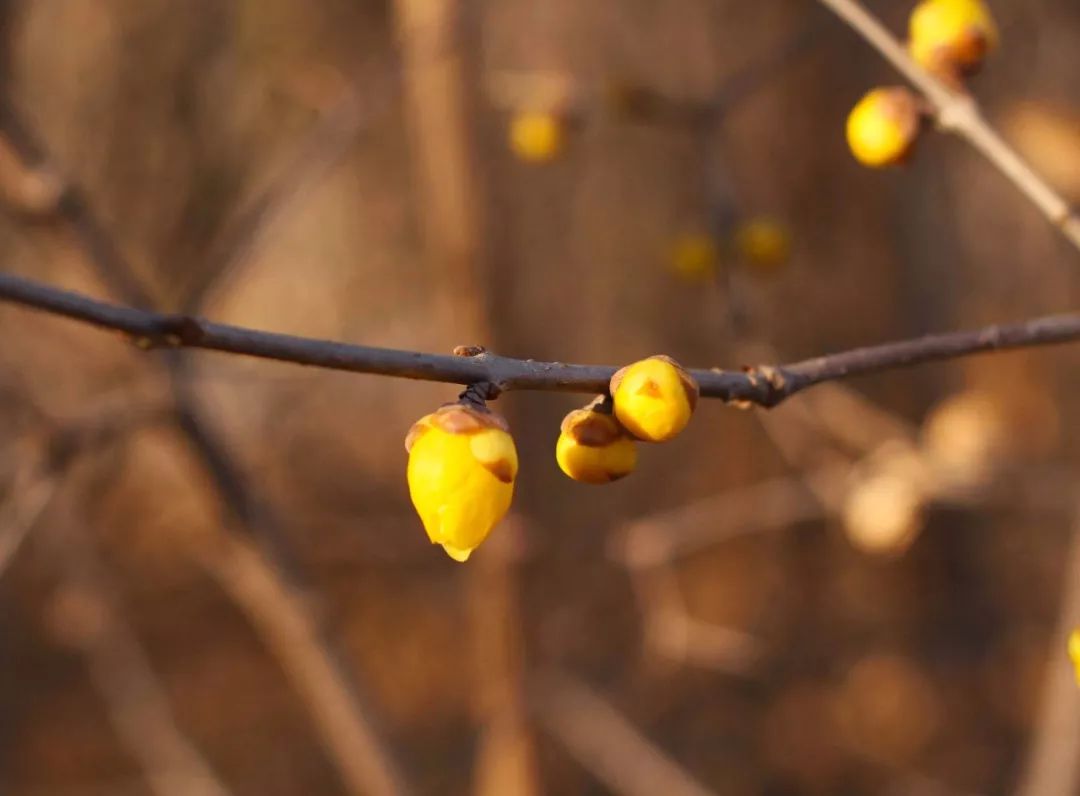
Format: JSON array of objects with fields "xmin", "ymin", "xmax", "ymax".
[
  {"xmin": 908, "ymin": 0, "xmax": 998, "ymax": 79},
  {"xmin": 846, "ymin": 87, "xmax": 922, "ymax": 168},
  {"xmin": 405, "ymin": 402, "xmax": 518, "ymax": 562},
  {"xmin": 556, "ymin": 401, "xmax": 638, "ymax": 484},
  {"xmin": 509, "ymin": 110, "xmax": 565, "ymax": 163},
  {"xmin": 734, "ymin": 217, "xmax": 792, "ymax": 273},
  {"xmin": 610, "ymin": 356, "xmax": 699, "ymax": 443}
]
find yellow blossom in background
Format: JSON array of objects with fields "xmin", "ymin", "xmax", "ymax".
[
  {"xmin": 669, "ymin": 233, "xmax": 720, "ymax": 282},
  {"xmin": 909, "ymin": 0, "xmax": 998, "ymax": 77},
  {"xmin": 846, "ymin": 87, "xmax": 921, "ymax": 168},
  {"xmin": 1070, "ymin": 629, "xmax": 1080, "ymax": 685},
  {"xmin": 405, "ymin": 403, "xmax": 518, "ymax": 562},
  {"xmin": 556, "ymin": 404, "xmax": 637, "ymax": 484},
  {"xmin": 610, "ymin": 355, "xmax": 699, "ymax": 443},
  {"xmin": 734, "ymin": 217, "xmax": 792, "ymax": 273},
  {"xmin": 509, "ymin": 110, "xmax": 564, "ymax": 163}
]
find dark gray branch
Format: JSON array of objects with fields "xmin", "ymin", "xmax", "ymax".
[{"xmin": 2, "ymin": 271, "xmax": 1078, "ymax": 408}]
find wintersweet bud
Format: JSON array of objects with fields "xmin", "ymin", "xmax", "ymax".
[
  {"xmin": 610, "ymin": 356, "xmax": 699, "ymax": 443},
  {"xmin": 405, "ymin": 402, "xmax": 517, "ymax": 562},
  {"xmin": 556, "ymin": 403, "xmax": 638, "ymax": 484},
  {"xmin": 846, "ymin": 87, "xmax": 922, "ymax": 168},
  {"xmin": 909, "ymin": 0, "xmax": 998, "ymax": 78}
]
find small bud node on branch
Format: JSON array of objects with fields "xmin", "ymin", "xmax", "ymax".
[{"xmin": 453, "ymin": 344, "xmax": 487, "ymax": 357}]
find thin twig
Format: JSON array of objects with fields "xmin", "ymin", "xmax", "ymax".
[
  {"xmin": 529, "ymin": 669, "xmax": 718, "ymax": 796},
  {"xmin": 45, "ymin": 516, "xmax": 234, "ymax": 796},
  {"xmin": 182, "ymin": 79, "xmax": 390, "ymax": 312},
  {"xmin": 1, "ymin": 271, "xmax": 1078, "ymax": 408},
  {"xmin": 0, "ymin": 98, "xmax": 158, "ymax": 306},
  {"xmin": 816, "ymin": 0, "xmax": 1080, "ymax": 252},
  {"xmin": 1, "ymin": 407, "xmax": 232, "ymax": 796},
  {"xmin": 170, "ymin": 372, "xmax": 409, "ymax": 796},
  {"xmin": 0, "ymin": 452, "xmax": 60, "ymax": 578},
  {"xmin": 612, "ymin": 465, "xmax": 844, "ymax": 567},
  {"xmin": 0, "ymin": 403, "xmax": 168, "ymax": 580},
  {"xmin": 1015, "ymin": 498, "xmax": 1080, "ymax": 796},
  {"xmin": 627, "ymin": 560, "xmax": 763, "ymax": 676},
  {"xmin": 0, "ymin": 96, "xmax": 412, "ymax": 796},
  {"xmin": 199, "ymin": 533, "xmax": 405, "ymax": 796}
]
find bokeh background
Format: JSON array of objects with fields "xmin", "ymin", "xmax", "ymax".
[{"xmin": 1, "ymin": 0, "xmax": 1079, "ymax": 794}]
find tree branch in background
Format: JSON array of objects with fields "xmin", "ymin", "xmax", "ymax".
[
  {"xmin": 529, "ymin": 670, "xmax": 718, "ymax": 796},
  {"xmin": 0, "ymin": 402, "xmax": 168, "ymax": 580},
  {"xmin": 0, "ymin": 95, "xmax": 412, "ymax": 796},
  {"xmin": 199, "ymin": 533, "xmax": 405, "ymax": 796},
  {"xmin": 0, "ymin": 98, "xmax": 158, "ymax": 306},
  {"xmin": 1, "ymin": 270, "xmax": 1078, "ymax": 408},
  {"xmin": 45, "ymin": 515, "xmax": 235, "ymax": 796},
  {"xmin": 816, "ymin": 0, "xmax": 1080, "ymax": 253},
  {"xmin": 1015, "ymin": 500, "xmax": 1080, "ymax": 796},
  {"xmin": 0, "ymin": 407, "xmax": 232, "ymax": 796},
  {"xmin": 0, "ymin": 446, "xmax": 62, "ymax": 579},
  {"xmin": 181, "ymin": 75, "xmax": 393, "ymax": 312}
]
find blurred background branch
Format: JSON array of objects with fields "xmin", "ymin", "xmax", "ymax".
[
  {"xmin": 817, "ymin": 0, "xmax": 1080, "ymax": 252},
  {"xmin": 0, "ymin": 1, "xmax": 1077, "ymax": 794}
]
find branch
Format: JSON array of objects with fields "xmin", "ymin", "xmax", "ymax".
[
  {"xmin": 46, "ymin": 517, "xmax": 234, "ymax": 796},
  {"xmin": 164, "ymin": 363, "xmax": 410, "ymax": 796},
  {"xmin": 1015, "ymin": 500, "xmax": 1080, "ymax": 796},
  {"xmin": 816, "ymin": 0, "xmax": 1080, "ymax": 252},
  {"xmin": 0, "ymin": 98, "xmax": 158, "ymax": 305},
  {"xmin": 0, "ymin": 403, "xmax": 231, "ymax": 796},
  {"xmin": 199, "ymin": 533, "xmax": 406, "ymax": 796},
  {"xmin": 529, "ymin": 669, "xmax": 718, "ymax": 796},
  {"xmin": 2, "ymin": 271, "xmax": 1079, "ymax": 407},
  {"xmin": 181, "ymin": 78, "xmax": 389, "ymax": 312},
  {"xmin": 0, "ymin": 98, "xmax": 413, "ymax": 796}
]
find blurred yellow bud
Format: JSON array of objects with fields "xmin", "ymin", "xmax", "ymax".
[
  {"xmin": 405, "ymin": 403, "xmax": 518, "ymax": 562},
  {"xmin": 611, "ymin": 356, "xmax": 699, "ymax": 443},
  {"xmin": 842, "ymin": 470, "xmax": 925, "ymax": 556},
  {"xmin": 734, "ymin": 217, "xmax": 792, "ymax": 273},
  {"xmin": 670, "ymin": 233, "xmax": 720, "ymax": 282},
  {"xmin": 1069, "ymin": 629, "xmax": 1080, "ymax": 686},
  {"xmin": 909, "ymin": 0, "xmax": 998, "ymax": 78},
  {"xmin": 556, "ymin": 404, "xmax": 637, "ymax": 484},
  {"xmin": 846, "ymin": 87, "xmax": 922, "ymax": 168},
  {"xmin": 509, "ymin": 110, "xmax": 564, "ymax": 163}
]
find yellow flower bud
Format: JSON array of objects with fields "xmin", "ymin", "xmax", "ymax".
[
  {"xmin": 909, "ymin": 0, "xmax": 998, "ymax": 78},
  {"xmin": 405, "ymin": 403, "xmax": 518, "ymax": 562},
  {"xmin": 846, "ymin": 87, "xmax": 922, "ymax": 168},
  {"xmin": 556, "ymin": 405, "xmax": 638, "ymax": 484},
  {"xmin": 669, "ymin": 233, "xmax": 720, "ymax": 282},
  {"xmin": 734, "ymin": 217, "xmax": 792, "ymax": 273},
  {"xmin": 509, "ymin": 110, "xmax": 564, "ymax": 163},
  {"xmin": 1070, "ymin": 629, "xmax": 1080, "ymax": 686},
  {"xmin": 610, "ymin": 356, "xmax": 698, "ymax": 443}
]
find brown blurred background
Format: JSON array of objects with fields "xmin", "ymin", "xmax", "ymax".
[{"xmin": 1, "ymin": 0, "xmax": 1079, "ymax": 794}]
